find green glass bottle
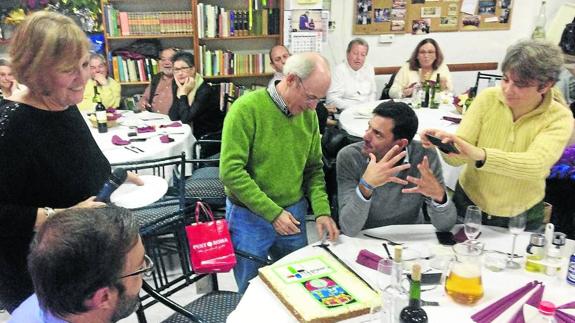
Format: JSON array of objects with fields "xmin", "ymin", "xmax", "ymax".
[
  {"xmin": 430, "ymin": 73, "xmax": 441, "ymax": 109},
  {"xmin": 400, "ymin": 263, "xmax": 428, "ymax": 323},
  {"xmin": 464, "ymin": 87, "xmax": 476, "ymax": 114},
  {"xmin": 94, "ymin": 86, "xmax": 108, "ymax": 133}
]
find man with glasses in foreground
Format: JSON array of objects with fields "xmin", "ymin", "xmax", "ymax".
[
  {"xmin": 220, "ymin": 52, "xmax": 339, "ymax": 293},
  {"xmin": 10, "ymin": 206, "xmax": 149, "ymax": 323}
]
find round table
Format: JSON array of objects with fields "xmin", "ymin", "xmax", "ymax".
[
  {"xmin": 339, "ymin": 101, "xmax": 462, "ymax": 190},
  {"xmin": 228, "ymin": 224, "xmax": 575, "ymax": 323},
  {"xmin": 85, "ymin": 110, "xmax": 195, "ymax": 165}
]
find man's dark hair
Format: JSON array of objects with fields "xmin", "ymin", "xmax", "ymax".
[
  {"xmin": 28, "ymin": 206, "xmax": 139, "ymax": 318},
  {"xmin": 372, "ymin": 100, "xmax": 419, "ymax": 143},
  {"xmin": 171, "ymin": 51, "xmax": 195, "ymax": 67}
]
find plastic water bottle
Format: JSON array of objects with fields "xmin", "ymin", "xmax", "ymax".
[{"xmin": 412, "ymin": 83, "xmax": 422, "ymax": 108}]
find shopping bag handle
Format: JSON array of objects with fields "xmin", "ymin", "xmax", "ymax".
[{"xmin": 194, "ymin": 201, "xmax": 215, "ymax": 223}]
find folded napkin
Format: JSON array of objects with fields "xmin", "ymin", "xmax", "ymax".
[
  {"xmin": 159, "ymin": 121, "xmax": 182, "ymax": 128},
  {"xmin": 137, "ymin": 125, "xmax": 156, "ymax": 133},
  {"xmin": 442, "ymin": 116, "xmax": 462, "ymax": 124},
  {"xmin": 356, "ymin": 249, "xmax": 391, "ymax": 273},
  {"xmin": 471, "ymin": 281, "xmax": 540, "ymax": 323},
  {"xmin": 111, "ymin": 135, "xmax": 130, "ymax": 146},
  {"xmin": 160, "ymin": 134, "xmax": 174, "ymax": 143},
  {"xmin": 509, "ymin": 283, "xmax": 544, "ymax": 323},
  {"xmin": 557, "ymin": 301, "xmax": 575, "ymax": 323}
]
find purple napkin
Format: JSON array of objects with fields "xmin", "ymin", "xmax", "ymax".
[
  {"xmin": 471, "ymin": 281, "xmax": 539, "ymax": 323},
  {"xmin": 454, "ymin": 227, "xmax": 482, "ymax": 242},
  {"xmin": 356, "ymin": 249, "xmax": 392, "ymax": 273},
  {"xmin": 443, "ymin": 116, "xmax": 462, "ymax": 124},
  {"xmin": 556, "ymin": 301, "xmax": 575, "ymax": 323},
  {"xmin": 509, "ymin": 283, "xmax": 545, "ymax": 323},
  {"xmin": 137, "ymin": 126, "xmax": 156, "ymax": 133},
  {"xmin": 160, "ymin": 134, "xmax": 174, "ymax": 143},
  {"xmin": 111, "ymin": 135, "xmax": 130, "ymax": 146},
  {"xmin": 159, "ymin": 121, "xmax": 182, "ymax": 128}
]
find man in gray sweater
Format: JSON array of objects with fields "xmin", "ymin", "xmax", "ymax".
[{"xmin": 337, "ymin": 101, "xmax": 456, "ymax": 236}]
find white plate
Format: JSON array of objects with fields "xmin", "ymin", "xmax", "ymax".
[{"xmin": 110, "ymin": 175, "xmax": 168, "ymax": 209}]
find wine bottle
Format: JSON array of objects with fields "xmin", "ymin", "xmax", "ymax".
[
  {"xmin": 430, "ymin": 73, "xmax": 441, "ymax": 109},
  {"xmin": 94, "ymin": 86, "xmax": 108, "ymax": 133},
  {"xmin": 464, "ymin": 87, "xmax": 476, "ymax": 114},
  {"xmin": 531, "ymin": 0, "xmax": 546, "ymax": 40},
  {"xmin": 399, "ymin": 263, "xmax": 428, "ymax": 323}
]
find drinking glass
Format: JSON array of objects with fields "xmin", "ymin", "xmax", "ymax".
[
  {"xmin": 464, "ymin": 205, "xmax": 482, "ymax": 241},
  {"xmin": 506, "ymin": 212, "xmax": 526, "ymax": 269}
]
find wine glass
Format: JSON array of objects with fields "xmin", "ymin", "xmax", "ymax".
[
  {"xmin": 464, "ymin": 205, "xmax": 482, "ymax": 241},
  {"xmin": 506, "ymin": 212, "xmax": 527, "ymax": 269}
]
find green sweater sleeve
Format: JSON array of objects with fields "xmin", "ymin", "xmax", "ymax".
[{"xmin": 303, "ymin": 118, "xmax": 331, "ymax": 218}]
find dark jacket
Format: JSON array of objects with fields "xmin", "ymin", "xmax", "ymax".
[{"xmin": 168, "ymin": 81, "xmax": 224, "ymax": 139}]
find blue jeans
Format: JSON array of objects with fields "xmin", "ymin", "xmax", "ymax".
[{"xmin": 226, "ymin": 198, "xmax": 308, "ymax": 293}]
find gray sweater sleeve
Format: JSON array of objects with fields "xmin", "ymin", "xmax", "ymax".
[
  {"xmin": 336, "ymin": 144, "xmax": 372, "ymax": 237},
  {"xmin": 424, "ymin": 148, "xmax": 457, "ymax": 232},
  {"xmin": 336, "ymin": 142, "xmax": 456, "ymax": 236}
]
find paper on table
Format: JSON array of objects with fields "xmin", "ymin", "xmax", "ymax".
[{"xmin": 110, "ymin": 175, "xmax": 168, "ymax": 209}]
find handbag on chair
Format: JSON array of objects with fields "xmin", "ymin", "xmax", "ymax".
[{"xmin": 186, "ymin": 201, "xmax": 236, "ymax": 273}]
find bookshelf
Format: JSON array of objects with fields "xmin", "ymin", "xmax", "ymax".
[
  {"xmin": 195, "ymin": 0, "xmax": 284, "ymax": 85},
  {"xmin": 100, "ymin": 0, "xmax": 284, "ymax": 92}
]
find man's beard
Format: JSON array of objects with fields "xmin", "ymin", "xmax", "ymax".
[{"xmin": 110, "ymin": 292, "xmax": 140, "ymax": 322}]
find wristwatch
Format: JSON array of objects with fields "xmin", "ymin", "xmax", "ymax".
[{"xmin": 44, "ymin": 207, "xmax": 56, "ymax": 219}]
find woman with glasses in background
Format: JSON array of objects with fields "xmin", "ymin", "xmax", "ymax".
[
  {"xmin": 389, "ymin": 38, "xmax": 453, "ymax": 99},
  {"xmin": 167, "ymin": 51, "xmax": 223, "ymax": 139}
]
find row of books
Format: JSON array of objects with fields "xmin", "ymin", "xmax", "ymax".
[
  {"xmin": 196, "ymin": 4, "xmax": 280, "ymax": 38},
  {"xmin": 217, "ymin": 82, "xmax": 247, "ymax": 111},
  {"xmin": 103, "ymin": 5, "xmax": 193, "ymax": 37},
  {"xmin": 199, "ymin": 46, "xmax": 273, "ymax": 77},
  {"xmin": 110, "ymin": 56, "xmax": 159, "ymax": 83}
]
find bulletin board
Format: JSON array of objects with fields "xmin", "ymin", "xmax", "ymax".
[{"xmin": 352, "ymin": 0, "xmax": 512, "ymax": 35}]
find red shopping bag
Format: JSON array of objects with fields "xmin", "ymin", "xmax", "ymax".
[{"xmin": 186, "ymin": 201, "xmax": 236, "ymax": 273}]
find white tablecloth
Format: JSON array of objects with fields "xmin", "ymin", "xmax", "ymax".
[
  {"xmin": 86, "ymin": 111, "xmax": 195, "ymax": 166},
  {"xmin": 338, "ymin": 101, "xmax": 462, "ymax": 190},
  {"xmin": 228, "ymin": 225, "xmax": 575, "ymax": 323}
]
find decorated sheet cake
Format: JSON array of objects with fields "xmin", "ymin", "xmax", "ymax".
[{"xmin": 258, "ymin": 253, "xmax": 381, "ymax": 322}]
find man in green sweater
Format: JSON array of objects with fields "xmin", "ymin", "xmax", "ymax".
[{"xmin": 220, "ymin": 52, "xmax": 339, "ymax": 293}]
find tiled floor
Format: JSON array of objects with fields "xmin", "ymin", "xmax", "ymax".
[{"xmin": 0, "ymin": 219, "xmax": 321, "ymax": 323}]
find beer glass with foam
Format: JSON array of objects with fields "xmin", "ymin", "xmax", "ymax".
[{"xmin": 445, "ymin": 241, "xmax": 484, "ymax": 305}]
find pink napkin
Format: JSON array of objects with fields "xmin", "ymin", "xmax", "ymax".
[
  {"xmin": 471, "ymin": 281, "xmax": 540, "ymax": 323},
  {"xmin": 111, "ymin": 135, "xmax": 130, "ymax": 146},
  {"xmin": 509, "ymin": 283, "xmax": 545, "ymax": 323},
  {"xmin": 137, "ymin": 126, "xmax": 156, "ymax": 133},
  {"xmin": 159, "ymin": 121, "xmax": 182, "ymax": 128},
  {"xmin": 356, "ymin": 249, "xmax": 390, "ymax": 273},
  {"xmin": 160, "ymin": 134, "xmax": 174, "ymax": 143},
  {"xmin": 557, "ymin": 301, "xmax": 575, "ymax": 323}
]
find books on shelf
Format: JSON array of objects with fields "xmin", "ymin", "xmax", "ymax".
[
  {"xmin": 110, "ymin": 55, "xmax": 158, "ymax": 83},
  {"xmin": 199, "ymin": 46, "xmax": 273, "ymax": 77},
  {"xmin": 103, "ymin": 5, "xmax": 193, "ymax": 37},
  {"xmin": 196, "ymin": 3, "xmax": 280, "ymax": 38}
]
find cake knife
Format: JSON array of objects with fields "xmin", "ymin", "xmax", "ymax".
[{"xmin": 315, "ymin": 243, "xmax": 378, "ymax": 293}]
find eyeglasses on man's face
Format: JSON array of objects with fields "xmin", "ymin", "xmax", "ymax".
[
  {"xmin": 121, "ymin": 254, "xmax": 154, "ymax": 279},
  {"xmin": 297, "ymin": 77, "xmax": 321, "ymax": 103}
]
